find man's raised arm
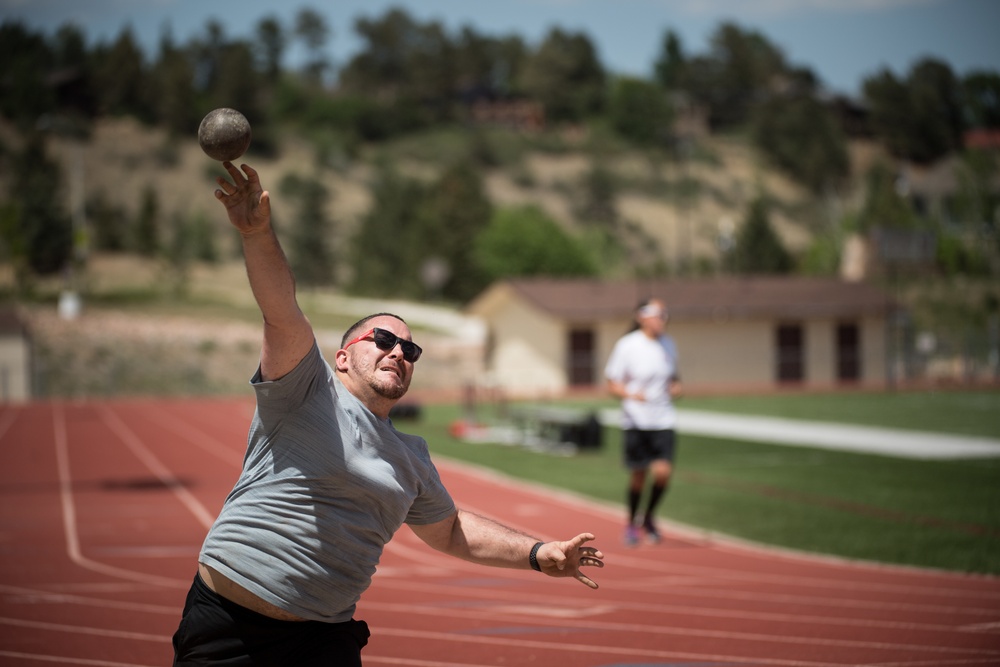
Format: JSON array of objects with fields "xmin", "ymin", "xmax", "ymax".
[{"xmin": 214, "ymin": 162, "xmax": 314, "ymax": 380}]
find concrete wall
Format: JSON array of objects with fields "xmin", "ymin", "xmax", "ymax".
[{"xmin": 0, "ymin": 335, "xmax": 31, "ymax": 402}]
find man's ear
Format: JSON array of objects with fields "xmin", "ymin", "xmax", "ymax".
[{"xmin": 335, "ymin": 349, "xmax": 350, "ymax": 372}]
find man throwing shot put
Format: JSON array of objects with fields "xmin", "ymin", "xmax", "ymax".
[{"xmin": 171, "ymin": 162, "xmax": 604, "ymax": 666}]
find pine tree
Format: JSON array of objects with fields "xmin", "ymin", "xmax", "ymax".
[
  {"xmin": 133, "ymin": 186, "xmax": 160, "ymax": 257},
  {"xmin": 727, "ymin": 195, "xmax": 793, "ymax": 274},
  {"xmin": 281, "ymin": 174, "xmax": 335, "ymax": 287},
  {"xmin": 11, "ymin": 134, "xmax": 73, "ymax": 276}
]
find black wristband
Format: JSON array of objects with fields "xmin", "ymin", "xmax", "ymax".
[{"xmin": 529, "ymin": 541, "xmax": 544, "ymax": 572}]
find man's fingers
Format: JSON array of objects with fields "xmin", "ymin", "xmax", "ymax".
[
  {"xmin": 216, "ymin": 177, "xmax": 237, "ymax": 195},
  {"xmin": 576, "ymin": 574, "xmax": 599, "ymax": 589},
  {"xmin": 258, "ymin": 191, "xmax": 271, "ymax": 215},
  {"xmin": 222, "ymin": 161, "xmax": 243, "ymax": 180}
]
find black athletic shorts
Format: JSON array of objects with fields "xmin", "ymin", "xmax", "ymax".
[
  {"xmin": 623, "ymin": 428, "xmax": 676, "ymax": 471},
  {"xmin": 172, "ymin": 573, "xmax": 370, "ymax": 667}
]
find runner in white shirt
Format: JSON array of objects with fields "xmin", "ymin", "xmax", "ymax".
[{"xmin": 604, "ymin": 298, "xmax": 682, "ymax": 546}]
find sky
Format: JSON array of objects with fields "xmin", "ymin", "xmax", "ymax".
[{"xmin": 2, "ymin": 0, "xmax": 998, "ymax": 98}]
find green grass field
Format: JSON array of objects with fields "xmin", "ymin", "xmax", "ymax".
[{"xmin": 413, "ymin": 390, "xmax": 1000, "ymax": 575}]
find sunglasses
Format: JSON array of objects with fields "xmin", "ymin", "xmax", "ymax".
[{"xmin": 343, "ymin": 327, "xmax": 422, "ymax": 363}]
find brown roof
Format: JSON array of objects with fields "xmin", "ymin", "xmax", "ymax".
[{"xmin": 502, "ymin": 276, "xmax": 892, "ymax": 321}]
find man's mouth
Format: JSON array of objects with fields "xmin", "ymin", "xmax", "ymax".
[{"xmin": 379, "ymin": 364, "xmax": 402, "ymax": 378}]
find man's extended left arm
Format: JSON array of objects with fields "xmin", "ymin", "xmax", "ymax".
[{"xmin": 410, "ymin": 509, "xmax": 604, "ymax": 589}]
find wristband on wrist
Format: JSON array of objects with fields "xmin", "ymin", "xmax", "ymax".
[{"xmin": 529, "ymin": 541, "xmax": 544, "ymax": 572}]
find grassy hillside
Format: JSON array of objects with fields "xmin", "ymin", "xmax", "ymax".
[{"xmin": 2, "ymin": 117, "xmax": 885, "ymax": 276}]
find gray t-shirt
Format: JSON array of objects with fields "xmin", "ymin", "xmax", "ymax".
[{"xmin": 199, "ymin": 342, "xmax": 456, "ymax": 622}]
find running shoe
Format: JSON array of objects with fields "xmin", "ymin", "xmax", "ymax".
[
  {"xmin": 642, "ymin": 517, "xmax": 661, "ymax": 544},
  {"xmin": 624, "ymin": 525, "xmax": 641, "ymax": 547}
]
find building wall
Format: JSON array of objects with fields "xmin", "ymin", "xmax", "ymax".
[
  {"xmin": 0, "ymin": 336, "xmax": 31, "ymax": 402},
  {"xmin": 594, "ymin": 318, "xmax": 779, "ymax": 388},
  {"xmin": 480, "ymin": 301, "xmax": 888, "ymax": 394},
  {"xmin": 486, "ymin": 300, "xmax": 565, "ymax": 393},
  {"xmin": 669, "ymin": 316, "xmax": 886, "ymax": 389},
  {"xmin": 806, "ymin": 319, "xmax": 835, "ymax": 384},
  {"xmin": 670, "ymin": 319, "xmax": 776, "ymax": 387},
  {"xmin": 804, "ymin": 317, "xmax": 888, "ymax": 386}
]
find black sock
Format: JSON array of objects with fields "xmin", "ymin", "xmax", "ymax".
[
  {"xmin": 644, "ymin": 482, "xmax": 668, "ymax": 525},
  {"xmin": 628, "ymin": 489, "xmax": 642, "ymax": 525}
]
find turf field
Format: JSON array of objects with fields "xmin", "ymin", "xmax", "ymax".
[{"xmin": 414, "ymin": 389, "xmax": 1000, "ymax": 575}]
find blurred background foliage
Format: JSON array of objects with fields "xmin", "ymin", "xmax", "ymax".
[{"xmin": 0, "ymin": 5, "xmax": 998, "ymax": 315}]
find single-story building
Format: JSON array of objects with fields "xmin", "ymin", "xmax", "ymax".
[{"xmin": 465, "ymin": 276, "xmax": 895, "ymax": 395}]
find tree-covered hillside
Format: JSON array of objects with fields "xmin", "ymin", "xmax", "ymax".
[{"xmin": 1, "ymin": 6, "xmax": 998, "ymax": 313}]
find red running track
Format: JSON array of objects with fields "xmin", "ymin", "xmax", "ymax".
[{"xmin": 1, "ymin": 398, "xmax": 998, "ymax": 666}]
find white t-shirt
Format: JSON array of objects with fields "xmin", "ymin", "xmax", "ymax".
[{"xmin": 604, "ymin": 329, "xmax": 680, "ymax": 430}]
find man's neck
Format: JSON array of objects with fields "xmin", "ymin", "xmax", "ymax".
[{"xmin": 338, "ymin": 372, "xmax": 399, "ymax": 419}]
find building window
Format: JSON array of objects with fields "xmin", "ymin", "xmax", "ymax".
[
  {"xmin": 567, "ymin": 328, "xmax": 595, "ymax": 386},
  {"xmin": 776, "ymin": 323, "xmax": 804, "ymax": 382},
  {"xmin": 836, "ymin": 322, "xmax": 861, "ymax": 381}
]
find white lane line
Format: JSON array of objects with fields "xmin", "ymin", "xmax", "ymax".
[
  {"xmin": 376, "ymin": 626, "xmax": 847, "ymax": 667},
  {"xmin": 610, "ymin": 578, "xmax": 1000, "ymax": 616},
  {"xmin": 52, "ymin": 405, "xmax": 184, "ymax": 588},
  {"xmin": 368, "ymin": 577, "xmax": 970, "ymax": 634},
  {"xmin": 0, "ymin": 615, "xmax": 169, "ymax": 642},
  {"xmin": 378, "ymin": 532, "xmax": 984, "ymax": 636},
  {"xmin": 960, "ymin": 620, "xmax": 1000, "ymax": 632},
  {"xmin": 365, "ymin": 657, "xmax": 498, "ymax": 667},
  {"xmin": 135, "ymin": 404, "xmax": 242, "ymax": 467},
  {"xmin": 360, "ymin": 599, "xmax": 1000, "ymax": 658},
  {"xmin": 0, "ymin": 583, "xmax": 176, "ymax": 615},
  {"xmin": 97, "ymin": 405, "xmax": 216, "ymax": 530},
  {"xmin": 867, "ymin": 659, "xmax": 1000, "ymax": 667},
  {"xmin": 0, "ymin": 651, "xmax": 154, "ymax": 667}
]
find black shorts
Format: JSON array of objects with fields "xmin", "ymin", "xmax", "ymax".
[
  {"xmin": 172, "ymin": 573, "xmax": 370, "ymax": 667},
  {"xmin": 623, "ymin": 429, "xmax": 676, "ymax": 471}
]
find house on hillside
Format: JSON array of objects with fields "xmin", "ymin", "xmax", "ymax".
[{"xmin": 465, "ymin": 277, "xmax": 894, "ymax": 395}]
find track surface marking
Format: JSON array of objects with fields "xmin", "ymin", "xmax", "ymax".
[{"xmin": 1, "ymin": 399, "xmax": 998, "ymax": 666}]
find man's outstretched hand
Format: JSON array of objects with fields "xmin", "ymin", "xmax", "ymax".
[{"xmin": 536, "ymin": 533, "xmax": 605, "ymax": 589}]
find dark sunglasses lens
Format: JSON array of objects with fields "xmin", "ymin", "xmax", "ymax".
[
  {"xmin": 371, "ymin": 329, "xmax": 394, "ymax": 350},
  {"xmin": 372, "ymin": 329, "xmax": 421, "ymax": 362}
]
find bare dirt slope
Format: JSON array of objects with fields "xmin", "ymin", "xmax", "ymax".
[{"xmin": 9, "ymin": 117, "xmax": 870, "ymax": 270}]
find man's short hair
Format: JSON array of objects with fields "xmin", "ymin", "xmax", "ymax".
[{"xmin": 341, "ymin": 313, "xmax": 407, "ymax": 348}]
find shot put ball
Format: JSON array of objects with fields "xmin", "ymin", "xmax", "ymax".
[{"xmin": 198, "ymin": 108, "xmax": 252, "ymax": 162}]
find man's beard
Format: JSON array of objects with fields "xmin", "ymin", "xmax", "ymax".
[
  {"xmin": 371, "ymin": 374, "xmax": 408, "ymax": 400},
  {"xmin": 361, "ymin": 359, "xmax": 410, "ymax": 400}
]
